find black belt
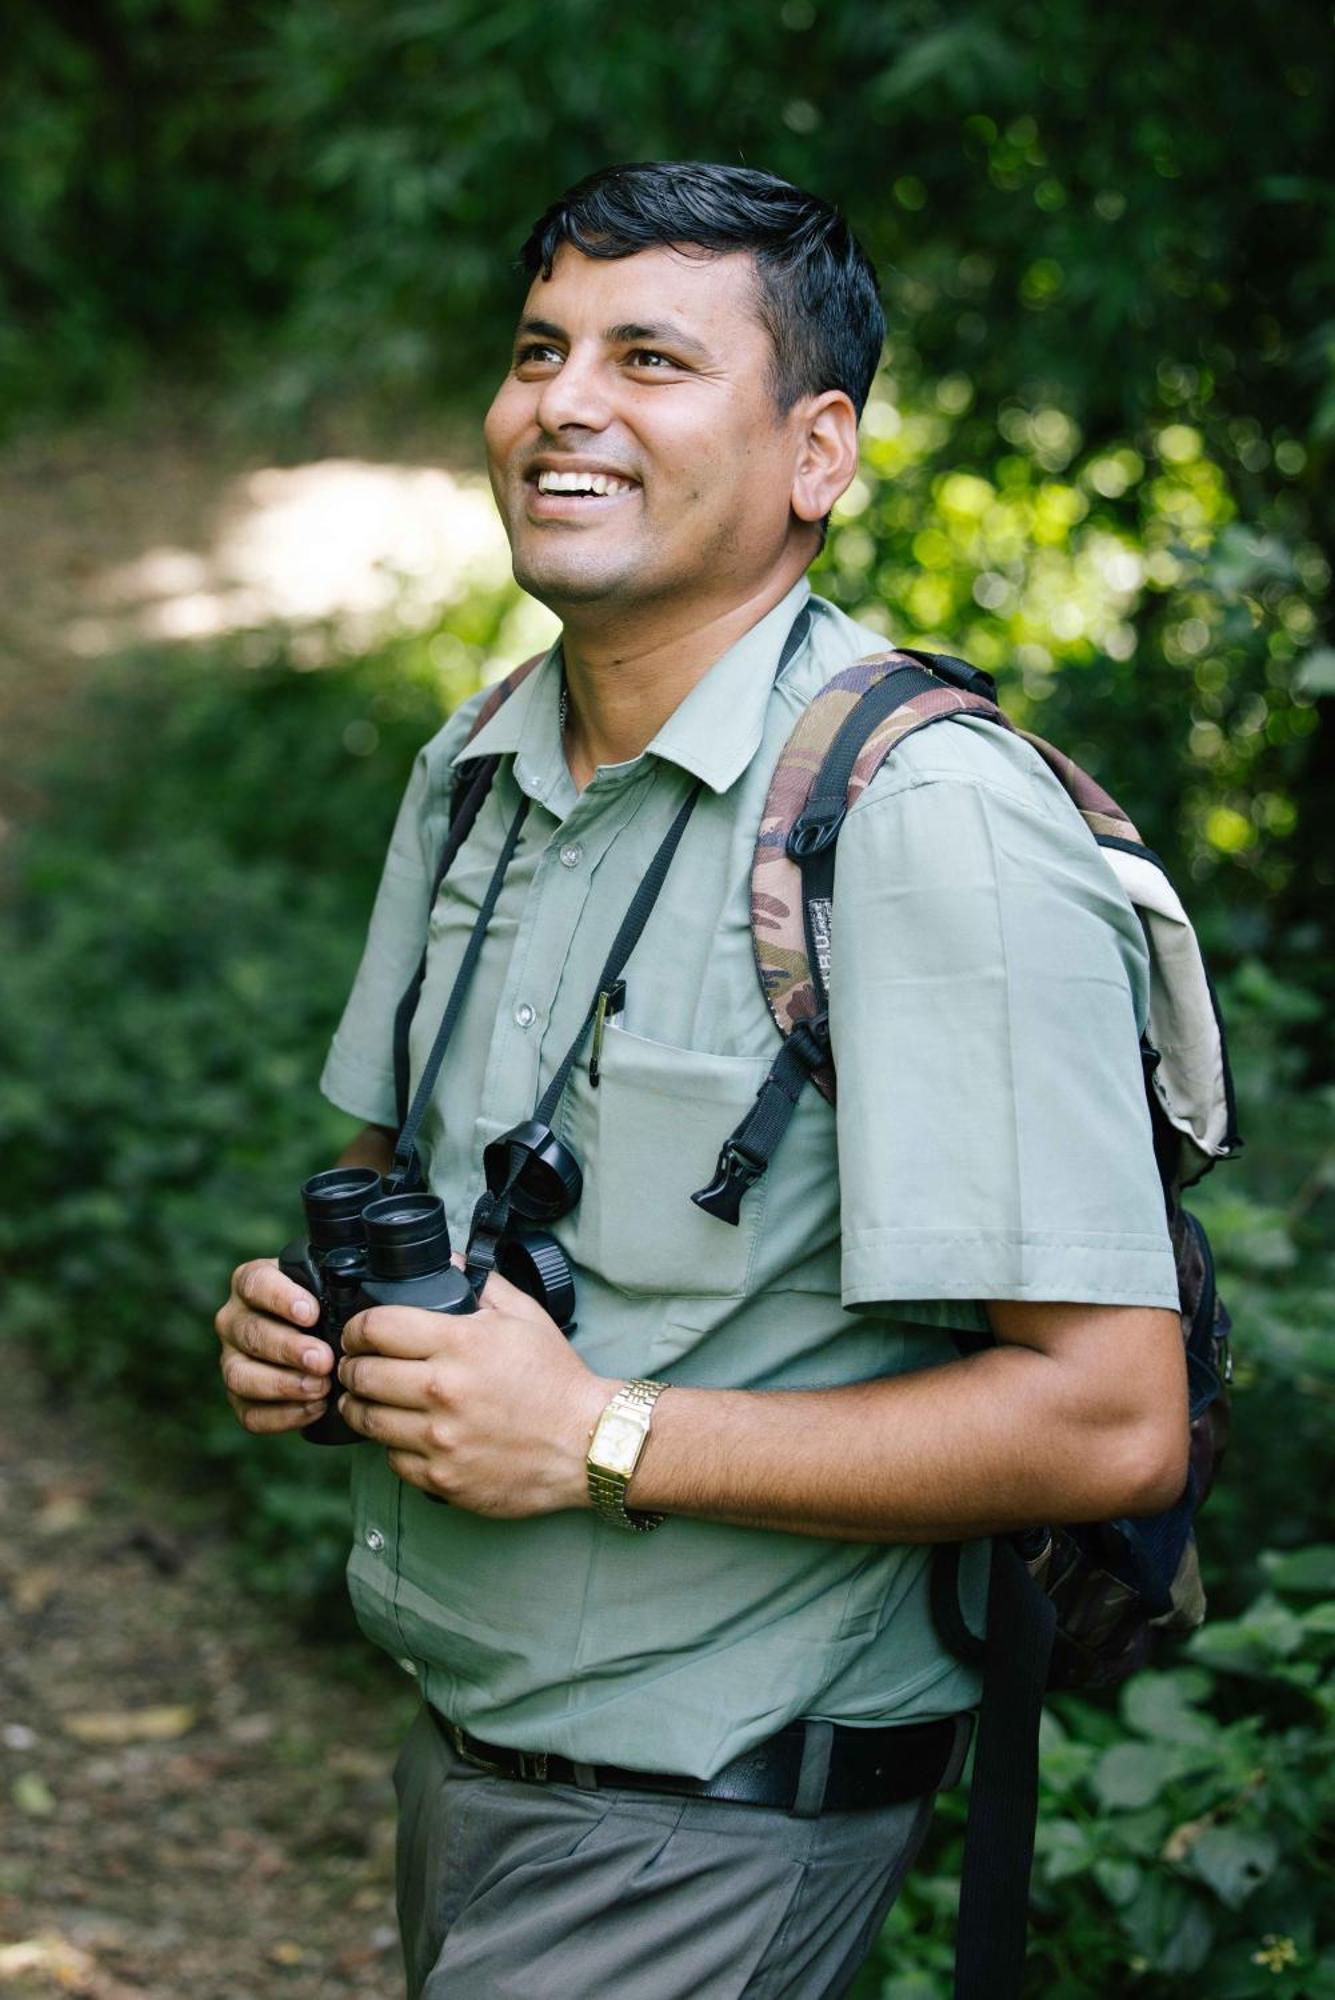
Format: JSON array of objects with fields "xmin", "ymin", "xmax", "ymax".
[{"xmin": 430, "ymin": 1707, "xmax": 971, "ymax": 1818}]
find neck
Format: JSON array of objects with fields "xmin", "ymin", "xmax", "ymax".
[{"xmin": 558, "ymin": 568, "xmax": 807, "ymax": 790}]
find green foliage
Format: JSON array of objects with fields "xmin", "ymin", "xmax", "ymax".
[
  {"xmin": 812, "ymin": 384, "xmax": 1327, "ymax": 953},
  {"xmin": 0, "ymin": 617, "xmax": 500, "ymax": 1603},
  {"xmin": 860, "ymin": 1573, "xmax": 1335, "ymax": 1997},
  {"xmin": 5, "ymin": 0, "xmax": 1329, "ymax": 968},
  {"xmin": 2, "ymin": 5, "xmax": 1332, "ymax": 1981}
]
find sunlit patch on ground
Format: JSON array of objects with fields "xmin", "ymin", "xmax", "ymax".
[{"xmin": 61, "ymin": 459, "xmax": 556, "ymax": 665}]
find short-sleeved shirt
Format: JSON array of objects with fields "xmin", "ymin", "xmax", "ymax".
[{"xmin": 321, "ymin": 578, "xmax": 1179, "ymax": 1777}]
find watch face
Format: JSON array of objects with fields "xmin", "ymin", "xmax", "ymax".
[{"xmin": 594, "ymin": 1410, "xmax": 645, "ymax": 1477}]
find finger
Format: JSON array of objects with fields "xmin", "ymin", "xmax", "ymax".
[
  {"xmin": 223, "ymin": 1354, "xmax": 333, "ymax": 1405},
  {"xmin": 222, "ymin": 1305, "xmax": 334, "ymax": 1376},
  {"xmin": 474, "ymin": 1269, "xmax": 550, "ymax": 1321},
  {"xmin": 236, "ymin": 1258, "xmax": 322, "ymax": 1332},
  {"xmin": 387, "ymin": 1448, "xmax": 436, "ymax": 1495},
  {"xmin": 230, "ymin": 1395, "xmax": 328, "ymax": 1436},
  {"xmin": 342, "ymin": 1307, "xmax": 463, "ymax": 1360},
  {"xmin": 339, "ymin": 1393, "xmax": 430, "ymax": 1452},
  {"xmin": 337, "ymin": 1355, "xmax": 434, "ymax": 1410}
]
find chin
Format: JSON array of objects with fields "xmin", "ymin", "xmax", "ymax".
[{"xmin": 512, "ymin": 551, "xmax": 650, "ymax": 610}]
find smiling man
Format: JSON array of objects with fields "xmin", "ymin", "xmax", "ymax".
[{"xmin": 215, "ymin": 163, "xmax": 1186, "ymax": 1998}]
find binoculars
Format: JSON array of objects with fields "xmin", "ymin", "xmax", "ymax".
[{"xmin": 279, "ymin": 1139, "xmax": 577, "ymax": 1450}]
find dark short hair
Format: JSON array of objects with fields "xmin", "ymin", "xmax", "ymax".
[{"xmin": 518, "ymin": 162, "xmax": 885, "ymax": 418}]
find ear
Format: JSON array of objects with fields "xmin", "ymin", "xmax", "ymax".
[{"xmin": 790, "ymin": 391, "xmax": 860, "ymax": 527}]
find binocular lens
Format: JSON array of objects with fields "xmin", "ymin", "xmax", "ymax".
[
  {"xmin": 362, "ymin": 1192, "xmax": 453, "ymax": 1279},
  {"xmin": 301, "ymin": 1166, "xmax": 384, "ymax": 1248}
]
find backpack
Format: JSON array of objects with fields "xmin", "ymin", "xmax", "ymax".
[
  {"xmin": 429, "ymin": 637, "xmax": 1240, "ymax": 2000},
  {"xmin": 691, "ymin": 641, "xmax": 1240, "ymax": 1999}
]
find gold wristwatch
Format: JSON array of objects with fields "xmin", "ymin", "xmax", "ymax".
[{"xmin": 586, "ymin": 1379, "xmax": 668, "ymax": 1533}]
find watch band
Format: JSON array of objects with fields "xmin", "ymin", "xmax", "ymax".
[{"xmin": 586, "ymin": 1378, "xmax": 668, "ymax": 1533}]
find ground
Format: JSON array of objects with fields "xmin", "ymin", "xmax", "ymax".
[
  {"xmin": 0, "ymin": 1345, "xmax": 418, "ymax": 2000},
  {"xmin": 0, "ymin": 409, "xmax": 471, "ymax": 2000}
]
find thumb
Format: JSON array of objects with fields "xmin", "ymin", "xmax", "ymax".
[{"xmin": 474, "ymin": 1268, "xmax": 553, "ymax": 1323}]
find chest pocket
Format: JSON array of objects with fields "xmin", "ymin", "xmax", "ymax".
[{"xmin": 559, "ymin": 1021, "xmax": 774, "ymax": 1298}]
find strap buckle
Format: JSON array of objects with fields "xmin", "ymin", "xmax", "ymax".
[
  {"xmin": 690, "ymin": 1139, "xmax": 764, "ymax": 1227},
  {"xmin": 787, "ymin": 802, "xmax": 847, "ymax": 859},
  {"xmin": 515, "ymin": 1750, "xmax": 550, "ymax": 1782}
]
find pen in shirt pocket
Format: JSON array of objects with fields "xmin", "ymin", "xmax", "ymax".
[{"xmin": 589, "ymin": 979, "xmax": 627, "ymax": 1088}]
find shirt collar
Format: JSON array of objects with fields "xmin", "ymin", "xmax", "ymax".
[{"xmin": 453, "ymin": 577, "xmax": 812, "ymax": 798}]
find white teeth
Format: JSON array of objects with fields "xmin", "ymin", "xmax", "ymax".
[{"xmin": 536, "ymin": 470, "xmax": 635, "ymax": 496}]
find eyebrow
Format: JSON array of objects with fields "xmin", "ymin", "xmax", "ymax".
[{"xmin": 515, "ymin": 316, "xmax": 713, "ymax": 362}]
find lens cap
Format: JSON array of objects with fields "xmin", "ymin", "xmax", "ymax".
[
  {"xmin": 302, "ymin": 1166, "xmax": 384, "ymax": 1249},
  {"xmin": 495, "ymin": 1229, "xmax": 577, "ymax": 1329},
  {"xmin": 362, "ymin": 1193, "xmax": 453, "ymax": 1279},
  {"xmin": 483, "ymin": 1120, "xmax": 583, "ymax": 1222}
]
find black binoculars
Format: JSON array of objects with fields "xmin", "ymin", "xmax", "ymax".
[{"xmin": 279, "ymin": 1139, "xmax": 578, "ymax": 1450}]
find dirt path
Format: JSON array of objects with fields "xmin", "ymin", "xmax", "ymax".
[
  {"xmin": 0, "ymin": 1345, "xmax": 417, "ymax": 1999},
  {"xmin": 0, "ymin": 403, "xmax": 490, "ymax": 827},
  {"xmin": 0, "ymin": 407, "xmax": 488, "ymax": 1999}
]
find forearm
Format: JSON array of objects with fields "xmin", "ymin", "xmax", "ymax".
[{"xmin": 624, "ymin": 1304, "xmax": 1187, "ymax": 1543}]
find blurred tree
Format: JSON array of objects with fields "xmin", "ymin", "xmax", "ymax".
[{"xmin": 3, "ymin": 0, "xmax": 1330, "ymax": 972}]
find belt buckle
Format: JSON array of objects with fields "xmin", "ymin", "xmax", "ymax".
[
  {"xmin": 515, "ymin": 1750, "xmax": 549, "ymax": 1782},
  {"xmin": 447, "ymin": 1721, "xmax": 502, "ymax": 1775}
]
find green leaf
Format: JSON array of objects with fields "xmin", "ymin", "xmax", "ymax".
[
  {"xmin": 1189, "ymin": 1597, "xmax": 1307, "ymax": 1673},
  {"xmin": 1093, "ymin": 1741, "xmax": 1172, "ymax": 1810},
  {"xmin": 1159, "ymin": 1899, "xmax": 1216, "ymax": 1975},
  {"xmin": 12, "ymin": 1772, "xmax": 54, "ymax": 1815},
  {"xmin": 1122, "ymin": 1669, "xmax": 1217, "ymax": 1746},
  {"xmin": 1093, "ymin": 1857, "xmax": 1143, "ymax": 1907},
  {"xmin": 1119, "ymin": 1874, "xmax": 1214, "ymax": 1972},
  {"xmin": 1184, "ymin": 1825, "xmax": 1278, "ymax": 1908},
  {"xmin": 1261, "ymin": 1545, "xmax": 1335, "ymax": 1597},
  {"xmin": 1037, "ymin": 1817, "xmax": 1095, "ymax": 1883}
]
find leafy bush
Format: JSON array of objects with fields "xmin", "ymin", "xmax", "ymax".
[
  {"xmin": 0, "ymin": 626, "xmax": 492, "ymax": 1606},
  {"xmin": 862, "ymin": 1555, "xmax": 1335, "ymax": 1997}
]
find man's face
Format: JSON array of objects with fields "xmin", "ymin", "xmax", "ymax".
[{"xmin": 484, "ymin": 244, "xmax": 812, "ymax": 618}]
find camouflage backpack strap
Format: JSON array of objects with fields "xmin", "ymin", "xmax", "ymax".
[
  {"xmin": 1013, "ymin": 729, "xmax": 1145, "ymax": 845},
  {"xmin": 458, "ymin": 651, "xmax": 547, "ymax": 759},
  {"xmin": 392, "ymin": 653, "xmax": 546, "ymax": 1126},
  {"xmin": 692, "ymin": 646, "xmax": 1011, "ymax": 1225}
]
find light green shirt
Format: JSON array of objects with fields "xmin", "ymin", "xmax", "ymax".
[{"xmin": 321, "ymin": 579, "xmax": 1178, "ymax": 1776}]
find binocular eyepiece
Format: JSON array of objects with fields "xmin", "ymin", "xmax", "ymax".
[{"xmin": 278, "ymin": 1147, "xmax": 576, "ymax": 1450}]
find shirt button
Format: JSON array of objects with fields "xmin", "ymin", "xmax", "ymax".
[
  {"xmin": 514, "ymin": 1002, "xmax": 537, "ymax": 1029},
  {"xmin": 559, "ymin": 842, "xmax": 583, "ymax": 868},
  {"xmin": 365, "ymin": 1528, "xmax": 385, "ymax": 1553}
]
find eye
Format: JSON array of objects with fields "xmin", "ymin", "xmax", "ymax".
[
  {"xmin": 514, "ymin": 341, "xmax": 564, "ymax": 373},
  {"xmin": 627, "ymin": 349, "xmax": 684, "ymax": 373}
]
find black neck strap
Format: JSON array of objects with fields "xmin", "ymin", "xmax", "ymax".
[
  {"xmin": 389, "ymin": 790, "xmax": 531, "ymax": 1188},
  {"xmin": 536, "ymin": 777, "xmax": 702, "ymax": 1126},
  {"xmin": 391, "ymin": 594, "xmax": 812, "ymax": 1195},
  {"xmin": 464, "ymin": 778, "xmax": 703, "ymax": 1281}
]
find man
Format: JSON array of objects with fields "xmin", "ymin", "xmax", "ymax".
[{"xmin": 215, "ymin": 163, "xmax": 1187, "ymax": 1998}]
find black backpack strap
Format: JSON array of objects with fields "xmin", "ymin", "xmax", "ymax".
[
  {"xmin": 953, "ymin": 1538, "xmax": 1057, "ymax": 2000},
  {"xmin": 693, "ymin": 661, "xmax": 952, "ymax": 1225}
]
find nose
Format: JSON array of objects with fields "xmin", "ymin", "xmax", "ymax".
[{"xmin": 534, "ymin": 346, "xmax": 612, "ymax": 436}]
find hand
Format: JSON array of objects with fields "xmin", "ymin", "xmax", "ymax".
[
  {"xmin": 337, "ymin": 1271, "xmax": 614, "ymax": 1516},
  {"xmin": 214, "ymin": 1257, "xmax": 336, "ymax": 1434}
]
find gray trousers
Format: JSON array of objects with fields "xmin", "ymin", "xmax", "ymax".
[{"xmin": 394, "ymin": 1707, "xmax": 938, "ymax": 1999}]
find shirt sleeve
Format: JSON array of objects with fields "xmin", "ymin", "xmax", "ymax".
[
  {"xmin": 830, "ymin": 717, "xmax": 1179, "ymax": 1313},
  {"xmin": 319, "ymin": 702, "xmax": 481, "ymax": 1128}
]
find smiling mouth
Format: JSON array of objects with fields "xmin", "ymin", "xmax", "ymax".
[{"xmin": 528, "ymin": 469, "xmax": 639, "ymax": 501}]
